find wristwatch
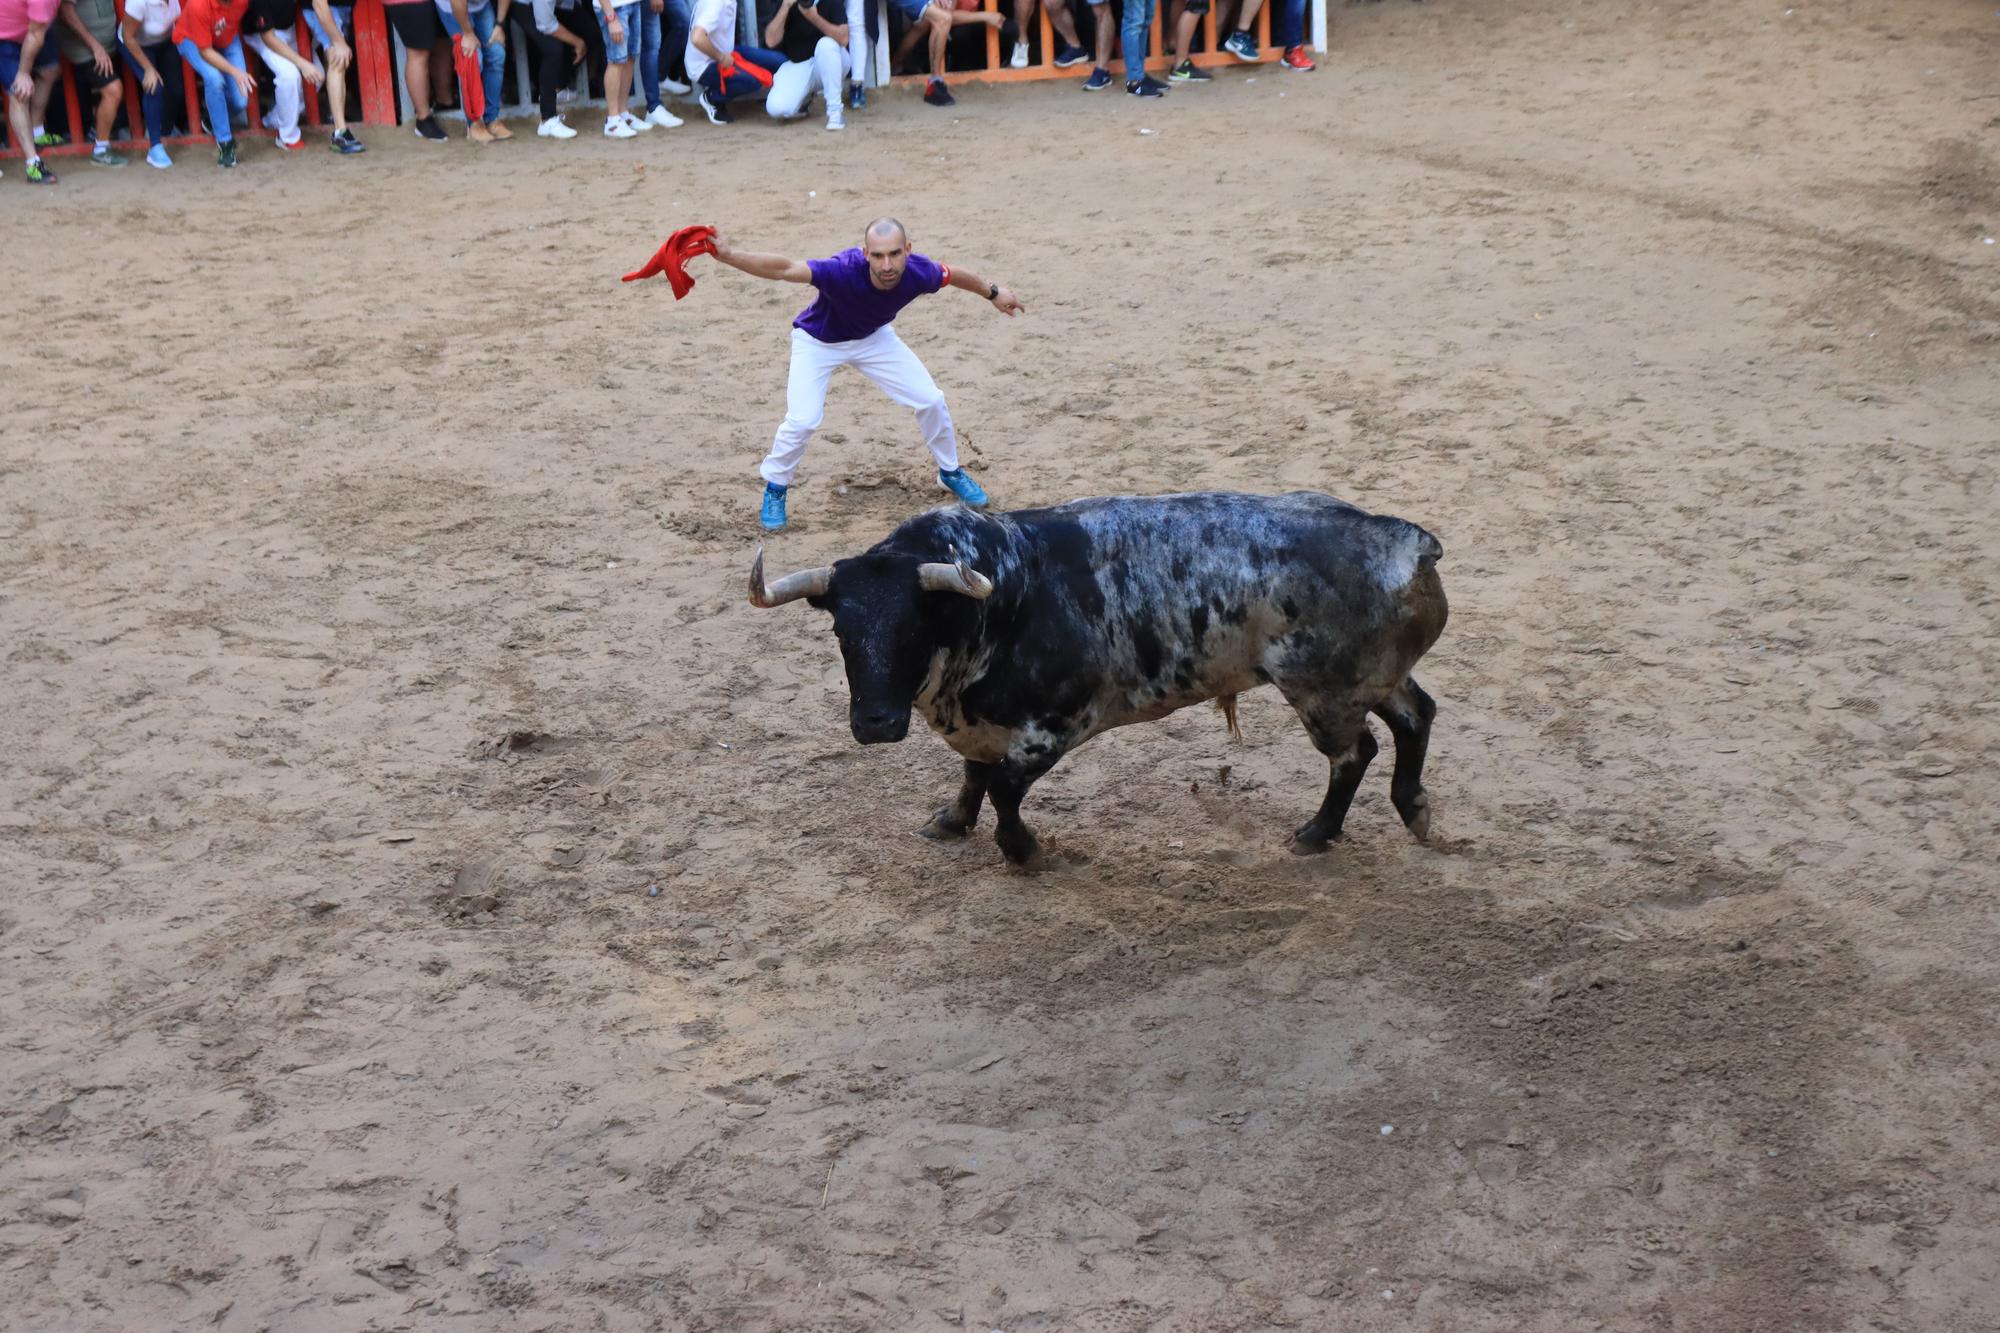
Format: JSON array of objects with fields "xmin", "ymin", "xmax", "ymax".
[{"xmin": 987, "ymin": 282, "xmax": 999, "ymax": 301}]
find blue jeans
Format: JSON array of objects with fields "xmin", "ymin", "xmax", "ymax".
[
  {"xmin": 660, "ymin": 0, "xmax": 689, "ymax": 80},
  {"xmin": 637, "ymin": 2, "xmax": 661, "ymax": 109},
  {"xmin": 440, "ymin": 4, "xmax": 505, "ymax": 122},
  {"xmin": 1121, "ymin": 0, "xmax": 1156, "ymax": 83},
  {"xmin": 120, "ymin": 35, "xmax": 182, "ymax": 145},
  {"xmin": 176, "ymin": 37, "xmax": 249, "ymax": 143},
  {"xmin": 697, "ymin": 44, "xmax": 783, "ymax": 104},
  {"xmin": 1274, "ymin": 0, "xmax": 1306, "ymax": 48}
]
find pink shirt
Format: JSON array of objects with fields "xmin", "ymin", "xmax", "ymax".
[{"xmin": 0, "ymin": 0, "xmax": 62, "ymax": 43}]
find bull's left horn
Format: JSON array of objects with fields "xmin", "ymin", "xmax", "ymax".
[
  {"xmin": 917, "ymin": 562, "xmax": 995, "ymax": 600},
  {"xmin": 748, "ymin": 547, "xmax": 833, "ymax": 608}
]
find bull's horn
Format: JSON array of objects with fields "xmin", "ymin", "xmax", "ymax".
[
  {"xmin": 917, "ymin": 561, "xmax": 995, "ymax": 600},
  {"xmin": 748, "ymin": 547, "xmax": 832, "ymax": 608}
]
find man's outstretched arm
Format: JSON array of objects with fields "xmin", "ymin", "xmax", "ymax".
[
  {"xmin": 941, "ymin": 265, "xmax": 1024, "ymax": 315},
  {"xmin": 713, "ymin": 236, "xmax": 813, "ymax": 284}
]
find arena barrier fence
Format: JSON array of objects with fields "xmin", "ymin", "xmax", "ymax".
[{"xmin": 3, "ymin": 0, "xmax": 1326, "ymax": 149}]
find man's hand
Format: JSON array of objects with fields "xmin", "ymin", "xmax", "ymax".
[
  {"xmin": 650, "ymin": 0, "xmax": 663, "ymax": 11},
  {"xmin": 9, "ymin": 71, "xmax": 29, "ymax": 100},
  {"xmin": 230, "ymin": 67, "xmax": 256, "ymax": 98},
  {"xmin": 300, "ymin": 56, "xmax": 325, "ymax": 86},
  {"xmin": 89, "ymin": 41, "xmax": 113, "ymax": 76},
  {"xmin": 489, "ymin": 25, "xmax": 504, "ymax": 46},
  {"xmin": 711, "ymin": 235, "xmax": 734, "ymax": 263},
  {"xmin": 459, "ymin": 31, "xmax": 479, "ymax": 57},
  {"xmin": 140, "ymin": 64, "xmax": 161, "ymax": 93},
  {"xmin": 991, "ymin": 286, "xmax": 1024, "ymax": 316},
  {"xmin": 329, "ymin": 39, "xmax": 351, "ymax": 69}
]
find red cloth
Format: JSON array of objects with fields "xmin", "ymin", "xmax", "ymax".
[
  {"xmin": 718, "ymin": 56, "xmax": 773, "ymax": 90},
  {"xmin": 623, "ymin": 224, "xmax": 719, "ymax": 300},
  {"xmin": 453, "ymin": 40, "xmax": 485, "ymax": 124}
]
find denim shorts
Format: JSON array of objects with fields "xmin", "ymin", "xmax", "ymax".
[
  {"xmin": 303, "ymin": 4, "xmax": 353, "ymax": 47},
  {"xmin": 0, "ymin": 35, "xmax": 59, "ymax": 91},
  {"xmin": 891, "ymin": 0, "xmax": 932, "ymax": 21},
  {"xmin": 598, "ymin": 0, "xmax": 641, "ymax": 61}
]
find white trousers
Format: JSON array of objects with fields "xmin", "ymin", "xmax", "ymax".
[
  {"xmin": 760, "ymin": 324, "xmax": 959, "ymax": 487},
  {"xmin": 245, "ymin": 34, "xmax": 317, "ymax": 144},
  {"xmin": 765, "ymin": 36, "xmax": 850, "ymax": 119}
]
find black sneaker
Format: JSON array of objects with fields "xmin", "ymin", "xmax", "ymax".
[
  {"xmin": 1221, "ymin": 30, "xmax": 1258, "ymax": 61},
  {"xmin": 1169, "ymin": 59, "xmax": 1212, "ymax": 83},
  {"xmin": 330, "ymin": 128, "xmax": 366, "ymax": 154},
  {"xmin": 1052, "ymin": 41, "xmax": 1089, "ymax": 68},
  {"xmin": 698, "ymin": 89, "xmax": 731, "ymax": 124},
  {"xmin": 413, "ymin": 115, "xmax": 447, "ymax": 142},
  {"xmin": 216, "ymin": 139, "xmax": 237, "ymax": 168},
  {"xmin": 1126, "ymin": 75, "xmax": 1168, "ymax": 97},
  {"xmin": 924, "ymin": 77, "xmax": 955, "ymax": 107},
  {"xmin": 1082, "ymin": 66, "xmax": 1112, "ymax": 91}
]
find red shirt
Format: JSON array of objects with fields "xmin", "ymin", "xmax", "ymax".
[{"xmin": 172, "ymin": 0, "xmax": 246, "ymax": 48}]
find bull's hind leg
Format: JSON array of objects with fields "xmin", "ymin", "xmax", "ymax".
[
  {"xmin": 1371, "ymin": 676, "xmax": 1437, "ymax": 842},
  {"xmin": 920, "ymin": 760, "xmax": 993, "ymax": 841},
  {"xmin": 1282, "ymin": 696, "xmax": 1379, "ymax": 854}
]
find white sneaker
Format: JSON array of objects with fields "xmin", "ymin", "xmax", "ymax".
[
  {"xmin": 604, "ymin": 117, "xmax": 637, "ymax": 138},
  {"xmin": 645, "ymin": 104, "xmax": 684, "ymax": 129},
  {"xmin": 538, "ymin": 114, "xmax": 577, "ymax": 138},
  {"xmin": 660, "ymin": 75, "xmax": 692, "ymax": 96},
  {"xmin": 826, "ymin": 107, "xmax": 845, "ymax": 131},
  {"xmin": 1010, "ymin": 41, "xmax": 1029, "ymax": 69},
  {"xmin": 622, "ymin": 111, "xmax": 653, "ymax": 133}
]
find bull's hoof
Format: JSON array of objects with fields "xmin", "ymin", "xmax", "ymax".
[
  {"xmin": 1289, "ymin": 836, "xmax": 1332, "ymax": 857},
  {"xmin": 1406, "ymin": 795, "xmax": 1432, "ymax": 843},
  {"xmin": 996, "ymin": 827, "xmax": 1043, "ymax": 869},
  {"xmin": 918, "ymin": 810, "xmax": 971, "ymax": 841}
]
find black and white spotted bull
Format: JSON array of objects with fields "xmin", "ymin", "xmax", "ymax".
[{"xmin": 747, "ymin": 491, "xmax": 1448, "ymax": 866}]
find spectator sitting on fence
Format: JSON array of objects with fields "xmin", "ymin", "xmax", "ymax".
[
  {"xmin": 241, "ymin": 0, "xmax": 324, "ymax": 150},
  {"xmin": 173, "ymin": 0, "xmax": 253, "ymax": 167},
  {"xmin": 521, "ymin": 0, "xmax": 589, "ymax": 137},
  {"xmin": 57, "ymin": 0, "xmax": 128, "ymax": 164},
  {"xmin": 999, "ymin": 0, "xmax": 1086, "ymax": 73},
  {"xmin": 439, "ymin": 0, "xmax": 510, "ymax": 140},
  {"xmin": 118, "ymin": 0, "xmax": 181, "ymax": 166},
  {"xmin": 1215, "ymin": 0, "xmax": 1258, "ymax": 63},
  {"xmin": 380, "ymin": 0, "xmax": 447, "ymax": 140},
  {"xmin": 686, "ymin": 0, "xmax": 777, "ymax": 125},
  {"xmin": 889, "ymin": 0, "xmax": 1001, "ymax": 109},
  {"xmin": 299, "ymin": 0, "xmax": 363, "ymax": 150},
  {"xmin": 755, "ymin": 0, "xmax": 846, "ymax": 131},
  {"xmin": 2, "ymin": 0, "xmax": 63, "ymax": 183}
]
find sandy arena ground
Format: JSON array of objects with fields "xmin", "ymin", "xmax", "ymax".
[{"xmin": 4, "ymin": 0, "xmax": 1999, "ymax": 1327}]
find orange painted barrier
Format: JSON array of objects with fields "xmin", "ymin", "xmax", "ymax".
[{"xmin": 892, "ymin": 0, "xmax": 1274, "ymax": 88}]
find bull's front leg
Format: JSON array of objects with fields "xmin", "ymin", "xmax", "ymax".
[
  {"xmin": 986, "ymin": 766, "xmax": 1045, "ymax": 868},
  {"xmin": 919, "ymin": 760, "xmax": 995, "ymax": 841}
]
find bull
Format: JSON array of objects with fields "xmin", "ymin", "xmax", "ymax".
[{"xmin": 747, "ymin": 491, "xmax": 1448, "ymax": 866}]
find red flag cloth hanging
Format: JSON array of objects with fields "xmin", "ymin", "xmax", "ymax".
[
  {"xmin": 718, "ymin": 57, "xmax": 774, "ymax": 90},
  {"xmin": 622, "ymin": 225, "xmax": 720, "ymax": 299},
  {"xmin": 453, "ymin": 39, "xmax": 485, "ymax": 124}
]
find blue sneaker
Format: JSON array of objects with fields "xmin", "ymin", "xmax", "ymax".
[
  {"xmin": 938, "ymin": 468, "xmax": 989, "ymax": 507},
  {"xmin": 1083, "ymin": 66, "xmax": 1112, "ymax": 91},
  {"xmin": 759, "ymin": 483, "xmax": 789, "ymax": 531},
  {"xmin": 849, "ymin": 81, "xmax": 867, "ymax": 110},
  {"xmin": 146, "ymin": 143, "xmax": 172, "ymax": 169},
  {"xmin": 1053, "ymin": 41, "xmax": 1089, "ymax": 69}
]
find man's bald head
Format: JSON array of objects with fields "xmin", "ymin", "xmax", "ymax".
[
  {"xmin": 862, "ymin": 218, "xmax": 913, "ymax": 291},
  {"xmin": 864, "ymin": 217, "xmax": 910, "ymax": 249}
]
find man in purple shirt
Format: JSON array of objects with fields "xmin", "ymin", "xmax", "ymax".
[{"xmin": 712, "ymin": 217, "xmax": 1024, "ymax": 532}]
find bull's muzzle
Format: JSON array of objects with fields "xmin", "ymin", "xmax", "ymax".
[{"xmin": 850, "ymin": 707, "xmax": 912, "ymax": 745}]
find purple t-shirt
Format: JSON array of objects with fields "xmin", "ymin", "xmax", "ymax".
[{"xmin": 793, "ymin": 248, "xmax": 947, "ymax": 344}]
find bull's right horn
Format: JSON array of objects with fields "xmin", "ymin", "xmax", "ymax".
[
  {"xmin": 748, "ymin": 547, "xmax": 833, "ymax": 608},
  {"xmin": 917, "ymin": 562, "xmax": 995, "ymax": 600}
]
